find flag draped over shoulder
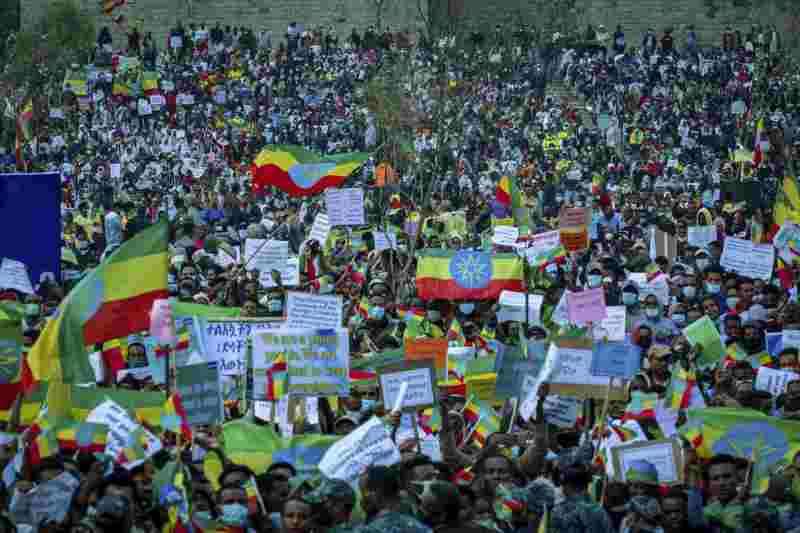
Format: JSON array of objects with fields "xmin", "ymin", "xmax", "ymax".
[
  {"xmin": 26, "ymin": 221, "xmax": 169, "ymax": 384},
  {"xmin": 680, "ymin": 408, "xmax": 800, "ymax": 493},
  {"xmin": 250, "ymin": 145, "xmax": 370, "ymax": 196},
  {"xmin": 415, "ymin": 250, "xmax": 524, "ymax": 300}
]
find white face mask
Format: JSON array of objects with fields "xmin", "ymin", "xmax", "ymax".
[{"xmin": 646, "ymin": 308, "xmax": 659, "ymax": 319}]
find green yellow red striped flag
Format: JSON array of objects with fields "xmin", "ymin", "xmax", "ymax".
[
  {"xmin": 26, "ymin": 220, "xmax": 168, "ymax": 384},
  {"xmin": 415, "ymin": 250, "xmax": 524, "ymax": 301}
]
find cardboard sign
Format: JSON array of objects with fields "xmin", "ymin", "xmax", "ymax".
[
  {"xmin": 546, "ymin": 338, "xmax": 627, "ymax": 400},
  {"xmin": 720, "ymin": 237, "xmax": 775, "ymax": 281},
  {"xmin": 405, "ymin": 337, "xmax": 448, "ymax": 378},
  {"xmin": 612, "ymin": 439, "xmax": 683, "ymax": 485},
  {"xmin": 286, "ymin": 292, "xmax": 343, "ymax": 330}
]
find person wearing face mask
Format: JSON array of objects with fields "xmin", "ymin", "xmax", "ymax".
[
  {"xmin": 216, "ymin": 485, "xmax": 251, "ymax": 531},
  {"xmin": 670, "ymin": 303, "xmax": 688, "ymax": 328},
  {"xmin": 731, "ymin": 321, "xmax": 773, "ymax": 370},
  {"xmin": 635, "ymin": 295, "xmax": 678, "ymax": 338},
  {"xmin": 621, "ymin": 283, "xmax": 643, "ymax": 331},
  {"xmin": 585, "ymin": 266, "xmax": 604, "ymax": 290},
  {"xmin": 703, "ymin": 265, "xmax": 725, "ymax": 304},
  {"xmin": 694, "ymin": 249, "xmax": 712, "ymax": 274}
]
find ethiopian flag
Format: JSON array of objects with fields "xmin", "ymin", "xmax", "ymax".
[
  {"xmin": 26, "ymin": 221, "xmax": 168, "ymax": 384},
  {"xmin": 680, "ymin": 408, "xmax": 800, "ymax": 493},
  {"xmin": 775, "ymin": 176, "xmax": 800, "ymax": 226},
  {"xmin": 495, "ymin": 175, "xmax": 520, "ymax": 209},
  {"xmin": 415, "ymin": 250, "xmax": 524, "ymax": 301},
  {"xmin": 141, "ymin": 71, "xmax": 159, "ymax": 94},
  {"xmin": 250, "ymin": 145, "xmax": 370, "ymax": 197}
]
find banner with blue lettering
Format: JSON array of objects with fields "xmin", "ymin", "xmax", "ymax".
[{"xmin": 0, "ymin": 173, "xmax": 62, "ymax": 287}]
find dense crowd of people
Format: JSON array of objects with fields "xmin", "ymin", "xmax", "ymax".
[{"xmin": 4, "ymin": 15, "xmax": 800, "ymax": 533}]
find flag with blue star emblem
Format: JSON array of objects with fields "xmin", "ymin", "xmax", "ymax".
[{"xmin": 415, "ymin": 250, "xmax": 524, "ymax": 300}]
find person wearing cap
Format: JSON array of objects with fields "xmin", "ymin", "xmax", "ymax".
[{"xmin": 625, "ymin": 460, "xmax": 660, "ymax": 499}]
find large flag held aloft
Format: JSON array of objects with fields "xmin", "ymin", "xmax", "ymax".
[
  {"xmin": 26, "ymin": 220, "xmax": 168, "ymax": 385},
  {"xmin": 415, "ymin": 250, "xmax": 524, "ymax": 300},
  {"xmin": 250, "ymin": 145, "xmax": 370, "ymax": 197}
]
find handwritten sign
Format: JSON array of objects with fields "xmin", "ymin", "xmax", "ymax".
[
  {"xmin": 201, "ymin": 319, "xmax": 284, "ymax": 375},
  {"xmin": 687, "ymin": 225, "xmax": 716, "ymax": 248},
  {"xmin": 596, "ymin": 306, "xmax": 626, "ymax": 342},
  {"xmin": 525, "ymin": 230, "xmax": 562, "ymax": 266},
  {"xmin": 682, "ymin": 316, "xmax": 725, "ymax": 369},
  {"xmin": 379, "ymin": 363, "xmax": 436, "ymax": 409},
  {"xmin": 405, "ymin": 337, "xmax": 448, "ymax": 378},
  {"xmin": 755, "ymin": 366, "xmax": 799, "ymax": 397},
  {"xmin": 591, "ymin": 342, "xmax": 641, "ymax": 379},
  {"xmin": 497, "ymin": 290, "xmax": 543, "ymax": 324},
  {"xmin": 495, "ymin": 344, "xmax": 542, "ymax": 400},
  {"xmin": 560, "ymin": 227, "xmax": 589, "ymax": 251},
  {"xmin": 286, "ymin": 292, "xmax": 343, "ymax": 330},
  {"xmin": 325, "ymin": 188, "xmax": 365, "ymax": 226},
  {"xmin": 543, "ymin": 395, "xmax": 581, "ymax": 428},
  {"xmin": 560, "ymin": 207, "xmax": 591, "ymax": 228},
  {"xmin": 319, "ymin": 416, "xmax": 401, "ymax": 487},
  {"xmin": 373, "ymin": 231, "xmax": 397, "ymax": 251},
  {"xmin": 0, "ymin": 258, "xmax": 34, "ymax": 294},
  {"xmin": 176, "ymin": 362, "xmax": 223, "ymax": 426},
  {"xmin": 308, "ymin": 213, "xmax": 331, "ymax": 246},
  {"xmin": 567, "ymin": 288, "xmax": 607, "ymax": 323},
  {"xmin": 10, "ymin": 472, "xmax": 81, "ymax": 526},
  {"xmin": 720, "ymin": 237, "xmax": 775, "ymax": 281},
  {"xmin": 253, "ymin": 328, "xmax": 350, "ymax": 397},
  {"xmin": 86, "ymin": 399, "xmax": 162, "ymax": 469},
  {"xmin": 244, "ymin": 239, "xmax": 290, "ymax": 287}
]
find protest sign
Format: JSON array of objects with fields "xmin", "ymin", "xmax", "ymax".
[
  {"xmin": 214, "ymin": 89, "xmax": 226, "ymax": 104},
  {"xmin": 629, "ymin": 272, "xmax": 670, "ymax": 305},
  {"xmin": 86, "ymin": 399, "xmax": 162, "ymax": 468},
  {"xmin": 379, "ymin": 361, "xmax": 436, "ymax": 410},
  {"xmin": 176, "ymin": 363, "xmax": 223, "ymax": 426},
  {"xmin": 783, "ymin": 329, "xmax": 800, "ymax": 350},
  {"xmin": 497, "ymin": 290, "xmax": 543, "ymax": 325},
  {"xmin": 525, "ymin": 230, "xmax": 562, "ymax": 266},
  {"xmin": 445, "ymin": 346, "xmax": 475, "ymax": 381},
  {"xmin": 419, "ymin": 436, "xmax": 443, "ymax": 462},
  {"xmin": 687, "ymin": 226, "xmax": 716, "ymax": 248},
  {"xmin": 612, "ymin": 439, "xmax": 683, "ymax": 485},
  {"xmin": 109, "ymin": 162, "xmax": 121, "ymax": 178},
  {"xmin": 596, "ymin": 306, "xmax": 626, "ymax": 342},
  {"xmin": 200, "ymin": 318, "xmax": 284, "ymax": 375},
  {"xmin": 0, "ymin": 258, "xmax": 34, "ymax": 294},
  {"xmin": 319, "ymin": 416, "xmax": 401, "ymax": 487},
  {"xmin": 178, "ymin": 93, "xmax": 194, "ymax": 106},
  {"xmin": 547, "ymin": 339, "xmax": 626, "ymax": 400},
  {"xmin": 767, "ymin": 331, "xmax": 784, "ymax": 357},
  {"xmin": 542, "ymin": 395, "xmax": 581, "ymax": 428},
  {"xmin": 10, "ymin": 471, "xmax": 80, "ymax": 526},
  {"xmin": 325, "ymin": 188, "xmax": 365, "ymax": 226},
  {"xmin": 591, "ymin": 342, "xmax": 641, "ymax": 379},
  {"xmin": 405, "ymin": 337, "xmax": 448, "ymax": 378},
  {"xmin": 682, "ymin": 316, "xmax": 725, "ymax": 369},
  {"xmin": 755, "ymin": 367, "xmax": 799, "ymax": 397},
  {"xmin": 308, "ymin": 213, "xmax": 331, "ymax": 246},
  {"xmin": 170, "ymin": 36, "xmax": 183, "ymax": 48},
  {"xmin": 495, "ymin": 344, "xmax": 542, "ymax": 400},
  {"xmin": 244, "ymin": 239, "xmax": 290, "ymax": 286},
  {"xmin": 492, "ymin": 226, "xmax": 519, "ymax": 246},
  {"xmin": 252, "ymin": 329, "xmax": 350, "ymax": 397},
  {"xmin": 286, "ymin": 292, "xmax": 343, "ymax": 330},
  {"xmin": 150, "ymin": 94, "xmax": 165, "ymax": 106},
  {"xmin": 720, "ymin": 237, "xmax": 775, "ymax": 281},
  {"xmin": 466, "ymin": 372, "xmax": 498, "ymax": 401},
  {"xmin": 567, "ymin": 288, "xmax": 607, "ymax": 324},
  {"xmin": 774, "ymin": 223, "xmax": 800, "ymax": 250},
  {"xmin": 216, "ymin": 246, "xmax": 240, "ymax": 269},
  {"xmin": 372, "ymin": 231, "xmax": 396, "ymax": 251},
  {"xmin": 560, "ymin": 227, "xmax": 589, "ymax": 251},
  {"xmin": 560, "ymin": 207, "xmax": 591, "ymax": 228}
]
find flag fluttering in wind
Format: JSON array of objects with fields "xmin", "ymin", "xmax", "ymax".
[
  {"xmin": 26, "ymin": 221, "xmax": 168, "ymax": 385},
  {"xmin": 415, "ymin": 250, "xmax": 524, "ymax": 300},
  {"xmin": 250, "ymin": 145, "xmax": 369, "ymax": 196}
]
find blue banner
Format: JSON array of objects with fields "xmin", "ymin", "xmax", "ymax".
[{"xmin": 0, "ymin": 173, "xmax": 61, "ymax": 287}]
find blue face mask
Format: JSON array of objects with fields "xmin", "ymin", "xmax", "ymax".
[
  {"xmin": 622, "ymin": 293, "xmax": 638, "ymax": 306},
  {"xmin": 361, "ymin": 398, "xmax": 376, "ymax": 411},
  {"xmin": 221, "ymin": 504, "xmax": 248, "ymax": 527},
  {"xmin": 459, "ymin": 303, "xmax": 475, "ymax": 315}
]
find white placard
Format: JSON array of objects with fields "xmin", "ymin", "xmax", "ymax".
[
  {"xmin": 244, "ymin": 239, "xmax": 289, "ymax": 287},
  {"xmin": 373, "ymin": 231, "xmax": 396, "ymax": 251},
  {"xmin": 286, "ymin": 291, "xmax": 343, "ymax": 329},
  {"xmin": 419, "ymin": 436, "xmax": 442, "ymax": 461},
  {"xmin": 178, "ymin": 94, "xmax": 194, "ymax": 106},
  {"xmin": 10, "ymin": 472, "xmax": 80, "ymax": 526},
  {"xmin": 493, "ymin": 226, "xmax": 520, "ymax": 246},
  {"xmin": 380, "ymin": 368, "xmax": 435, "ymax": 410},
  {"xmin": 629, "ymin": 272, "xmax": 670, "ymax": 304},
  {"xmin": 214, "ymin": 90, "xmax": 226, "ymax": 104},
  {"xmin": 203, "ymin": 319, "xmax": 285, "ymax": 375},
  {"xmin": 325, "ymin": 188, "xmax": 365, "ymax": 226},
  {"xmin": 755, "ymin": 366, "xmax": 799, "ymax": 397},
  {"xmin": 85, "ymin": 399, "xmax": 163, "ymax": 468},
  {"xmin": 150, "ymin": 94, "xmax": 165, "ymax": 106},
  {"xmin": 0, "ymin": 258, "xmax": 34, "ymax": 295},
  {"xmin": 720, "ymin": 237, "xmax": 775, "ymax": 281},
  {"xmin": 614, "ymin": 439, "xmax": 680, "ymax": 484},
  {"xmin": 525, "ymin": 230, "xmax": 562, "ymax": 265},
  {"xmin": 542, "ymin": 395, "xmax": 581, "ymax": 428},
  {"xmin": 687, "ymin": 225, "xmax": 716, "ymax": 248},
  {"xmin": 170, "ymin": 36, "xmax": 183, "ymax": 49},
  {"xmin": 597, "ymin": 306, "xmax": 626, "ymax": 342},
  {"xmin": 110, "ymin": 163, "xmax": 121, "ymax": 178},
  {"xmin": 550, "ymin": 347, "xmax": 611, "ymax": 387},
  {"xmin": 497, "ymin": 290, "xmax": 543, "ymax": 324},
  {"xmin": 783, "ymin": 329, "xmax": 800, "ymax": 350},
  {"xmin": 308, "ymin": 213, "xmax": 331, "ymax": 246},
  {"xmin": 319, "ymin": 416, "xmax": 401, "ymax": 487}
]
